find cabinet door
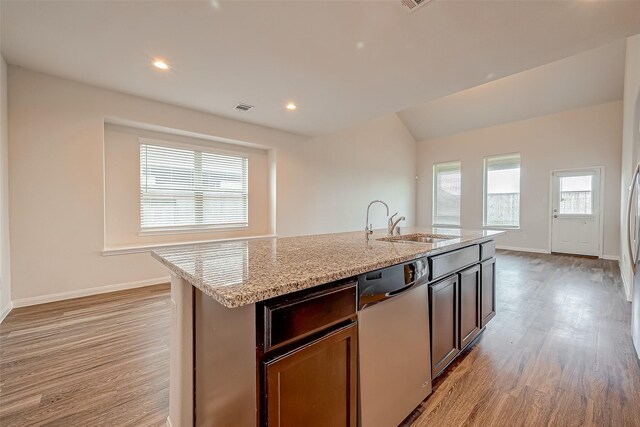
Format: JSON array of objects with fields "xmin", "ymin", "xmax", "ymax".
[
  {"xmin": 458, "ymin": 264, "xmax": 481, "ymax": 349},
  {"xmin": 429, "ymin": 275, "xmax": 459, "ymax": 379},
  {"xmin": 264, "ymin": 323, "xmax": 357, "ymax": 427},
  {"xmin": 481, "ymin": 258, "xmax": 497, "ymax": 327}
]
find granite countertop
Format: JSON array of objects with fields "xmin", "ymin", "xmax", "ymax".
[{"xmin": 151, "ymin": 227, "xmax": 504, "ymax": 308}]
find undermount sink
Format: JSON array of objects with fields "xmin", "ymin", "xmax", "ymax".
[{"xmin": 378, "ymin": 233, "xmax": 458, "ymax": 244}]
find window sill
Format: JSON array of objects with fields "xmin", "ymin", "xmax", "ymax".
[
  {"xmin": 102, "ymin": 234, "xmax": 276, "ymax": 256},
  {"xmin": 483, "ymin": 225, "xmax": 520, "ymax": 230},
  {"xmin": 432, "ymin": 224, "xmax": 461, "ymax": 229}
]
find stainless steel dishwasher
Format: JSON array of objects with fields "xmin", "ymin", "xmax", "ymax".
[{"xmin": 358, "ymin": 258, "xmax": 432, "ymax": 427}]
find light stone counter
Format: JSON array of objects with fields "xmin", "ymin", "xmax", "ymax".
[{"xmin": 152, "ymin": 227, "xmax": 503, "ymax": 308}]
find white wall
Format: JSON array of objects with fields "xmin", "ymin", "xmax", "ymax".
[
  {"xmin": 417, "ymin": 101, "xmax": 623, "ymax": 257},
  {"xmin": 275, "ymin": 113, "xmax": 417, "ymax": 237},
  {"xmin": 0, "ymin": 55, "xmax": 11, "ymax": 318},
  {"xmin": 7, "ymin": 67, "xmax": 417, "ymax": 304},
  {"xmin": 620, "ymin": 34, "xmax": 640, "ymax": 299}
]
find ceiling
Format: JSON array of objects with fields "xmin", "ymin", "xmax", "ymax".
[
  {"xmin": 2, "ymin": 1, "xmax": 640, "ymax": 137},
  {"xmin": 398, "ymin": 39, "xmax": 628, "ymax": 141}
]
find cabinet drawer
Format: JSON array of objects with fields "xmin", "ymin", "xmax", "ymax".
[
  {"xmin": 429, "ymin": 245, "xmax": 480, "ymax": 281},
  {"xmin": 480, "ymin": 241, "xmax": 496, "ymax": 261},
  {"xmin": 263, "ymin": 281, "xmax": 357, "ymax": 352}
]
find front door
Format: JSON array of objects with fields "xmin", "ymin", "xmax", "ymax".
[{"xmin": 551, "ymin": 169, "xmax": 601, "ymax": 256}]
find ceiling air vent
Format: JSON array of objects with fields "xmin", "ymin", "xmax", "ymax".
[
  {"xmin": 400, "ymin": 0, "xmax": 433, "ymax": 13},
  {"xmin": 234, "ymin": 103, "xmax": 254, "ymax": 112}
]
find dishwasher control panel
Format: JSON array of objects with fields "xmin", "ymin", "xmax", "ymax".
[{"xmin": 357, "ymin": 257, "xmax": 429, "ymax": 310}]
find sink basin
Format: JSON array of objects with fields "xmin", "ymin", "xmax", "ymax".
[{"xmin": 378, "ymin": 233, "xmax": 458, "ymax": 244}]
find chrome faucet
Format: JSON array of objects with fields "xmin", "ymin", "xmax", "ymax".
[
  {"xmin": 365, "ymin": 200, "xmax": 389, "ymax": 238},
  {"xmin": 388, "ymin": 213, "xmax": 405, "ymax": 236}
]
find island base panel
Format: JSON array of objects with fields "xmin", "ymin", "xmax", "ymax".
[
  {"xmin": 194, "ymin": 289, "xmax": 257, "ymax": 427},
  {"xmin": 168, "ymin": 274, "xmax": 194, "ymax": 427}
]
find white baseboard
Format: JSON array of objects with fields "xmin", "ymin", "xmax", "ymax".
[
  {"xmin": 11, "ymin": 276, "xmax": 170, "ymax": 308},
  {"xmin": 495, "ymin": 245, "xmax": 550, "ymax": 254},
  {"xmin": 496, "ymin": 245, "xmax": 621, "ymax": 262},
  {"xmin": 0, "ymin": 301, "xmax": 12, "ymax": 323},
  {"xmin": 619, "ymin": 261, "xmax": 633, "ymax": 302}
]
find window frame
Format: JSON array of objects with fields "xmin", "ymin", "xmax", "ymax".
[
  {"xmin": 432, "ymin": 160, "xmax": 462, "ymax": 228},
  {"xmin": 138, "ymin": 137, "xmax": 250, "ymax": 235},
  {"xmin": 483, "ymin": 152, "xmax": 521, "ymax": 230}
]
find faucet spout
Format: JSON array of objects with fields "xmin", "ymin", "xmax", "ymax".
[{"xmin": 365, "ymin": 200, "xmax": 390, "ymax": 238}]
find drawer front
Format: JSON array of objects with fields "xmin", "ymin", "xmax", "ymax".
[
  {"xmin": 480, "ymin": 240, "xmax": 496, "ymax": 261},
  {"xmin": 263, "ymin": 281, "xmax": 357, "ymax": 352},
  {"xmin": 429, "ymin": 245, "xmax": 480, "ymax": 281}
]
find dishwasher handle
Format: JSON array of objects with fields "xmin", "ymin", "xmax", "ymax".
[
  {"xmin": 386, "ymin": 281, "xmax": 418, "ymax": 298},
  {"xmin": 385, "ymin": 261, "xmax": 422, "ymax": 297}
]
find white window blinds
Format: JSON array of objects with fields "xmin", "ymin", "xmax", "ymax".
[
  {"xmin": 433, "ymin": 161, "xmax": 461, "ymax": 226},
  {"xmin": 484, "ymin": 153, "xmax": 520, "ymax": 228},
  {"xmin": 140, "ymin": 142, "xmax": 248, "ymax": 231}
]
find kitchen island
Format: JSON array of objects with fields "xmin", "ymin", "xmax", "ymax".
[{"xmin": 152, "ymin": 227, "xmax": 503, "ymax": 427}]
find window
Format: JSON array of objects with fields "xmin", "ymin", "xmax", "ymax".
[
  {"xmin": 140, "ymin": 142, "xmax": 248, "ymax": 232},
  {"xmin": 484, "ymin": 153, "xmax": 520, "ymax": 228},
  {"xmin": 433, "ymin": 161, "xmax": 461, "ymax": 226}
]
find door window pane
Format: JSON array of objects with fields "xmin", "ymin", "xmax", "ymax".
[{"xmin": 559, "ymin": 175, "xmax": 592, "ymax": 215}]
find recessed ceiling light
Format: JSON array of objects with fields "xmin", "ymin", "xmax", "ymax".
[
  {"xmin": 286, "ymin": 103, "xmax": 297, "ymax": 111},
  {"xmin": 152, "ymin": 59, "xmax": 170, "ymax": 70}
]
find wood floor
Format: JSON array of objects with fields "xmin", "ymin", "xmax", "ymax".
[
  {"xmin": 405, "ymin": 251, "xmax": 640, "ymax": 427},
  {"xmin": 1, "ymin": 251, "xmax": 639, "ymax": 426},
  {"xmin": 0, "ymin": 285, "xmax": 171, "ymax": 427}
]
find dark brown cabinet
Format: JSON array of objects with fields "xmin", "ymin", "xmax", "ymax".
[
  {"xmin": 429, "ymin": 274, "xmax": 459, "ymax": 379},
  {"xmin": 264, "ymin": 324, "xmax": 358, "ymax": 427},
  {"xmin": 262, "ymin": 282, "xmax": 356, "ymax": 352},
  {"xmin": 481, "ymin": 258, "xmax": 496, "ymax": 327},
  {"xmin": 429, "ymin": 246, "xmax": 497, "ymax": 380},
  {"xmin": 258, "ymin": 280, "xmax": 358, "ymax": 427},
  {"xmin": 458, "ymin": 264, "xmax": 481, "ymax": 349}
]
